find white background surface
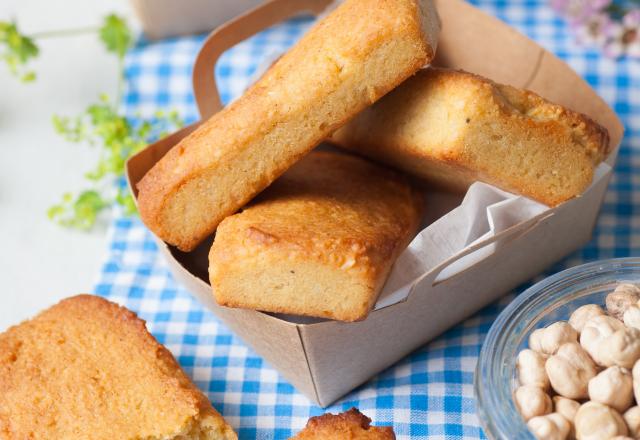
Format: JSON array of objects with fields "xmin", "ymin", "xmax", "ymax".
[{"xmin": 0, "ymin": 0, "xmax": 133, "ymax": 329}]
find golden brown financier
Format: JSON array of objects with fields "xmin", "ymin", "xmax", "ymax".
[
  {"xmin": 208, "ymin": 151, "xmax": 423, "ymax": 322},
  {"xmin": 0, "ymin": 295, "xmax": 236, "ymax": 440},
  {"xmin": 290, "ymin": 408, "xmax": 395, "ymax": 439},
  {"xmin": 330, "ymin": 68, "xmax": 610, "ymax": 206},
  {"xmin": 137, "ymin": 0, "xmax": 440, "ymax": 251}
]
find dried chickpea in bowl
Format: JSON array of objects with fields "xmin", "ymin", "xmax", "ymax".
[
  {"xmin": 475, "ymin": 259, "xmax": 640, "ymax": 440},
  {"xmin": 513, "ymin": 283, "xmax": 640, "ymax": 439}
]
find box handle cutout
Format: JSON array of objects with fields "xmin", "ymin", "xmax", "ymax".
[{"xmin": 192, "ymin": 0, "xmax": 333, "ymax": 119}]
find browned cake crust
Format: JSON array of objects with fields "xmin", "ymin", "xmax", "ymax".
[
  {"xmin": 0, "ymin": 295, "xmax": 236, "ymax": 440},
  {"xmin": 291, "ymin": 408, "xmax": 395, "ymax": 439},
  {"xmin": 137, "ymin": 0, "xmax": 440, "ymax": 251},
  {"xmin": 208, "ymin": 151, "xmax": 423, "ymax": 322},
  {"xmin": 330, "ymin": 67, "xmax": 610, "ymax": 207}
]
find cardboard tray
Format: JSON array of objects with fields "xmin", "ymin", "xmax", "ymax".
[{"xmin": 126, "ymin": 0, "xmax": 624, "ymax": 407}]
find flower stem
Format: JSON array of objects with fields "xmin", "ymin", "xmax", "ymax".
[
  {"xmin": 28, "ymin": 26, "xmax": 99, "ymax": 40},
  {"xmin": 114, "ymin": 55, "xmax": 124, "ymax": 112}
]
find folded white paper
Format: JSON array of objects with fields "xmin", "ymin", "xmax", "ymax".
[{"xmin": 375, "ymin": 162, "xmax": 611, "ymax": 310}]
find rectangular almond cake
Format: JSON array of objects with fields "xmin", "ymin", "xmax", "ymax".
[
  {"xmin": 136, "ymin": 0, "xmax": 440, "ymax": 251},
  {"xmin": 0, "ymin": 295, "xmax": 237, "ymax": 440},
  {"xmin": 330, "ymin": 67, "xmax": 610, "ymax": 206},
  {"xmin": 208, "ymin": 151, "xmax": 423, "ymax": 322}
]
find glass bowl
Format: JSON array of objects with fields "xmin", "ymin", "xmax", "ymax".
[{"xmin": 475, "ymin": 257, "xmax": 640, "ymax": 439}]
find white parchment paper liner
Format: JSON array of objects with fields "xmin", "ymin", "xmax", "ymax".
[{"xmin": 375, "ymin": 162, "xmax": 611, "ymax": 310}]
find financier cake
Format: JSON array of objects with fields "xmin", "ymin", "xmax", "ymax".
[
  {"xmin": 290, "ymin": 408, "xmax": 395, "ymax": 439},
  {"xmin": 137, "ymin": 0, "xmax": 440, "ymax": 251},
  {"xmin": 0, "ymin": 295, "xmax": 237, "ymax": 440},
  {"xmin": 208, "ymin": 151, "xmax": 423, "ymax": 322},
  {"xmin": 330, "ymin": 67, "xmax": 610, "ymax": 207}
]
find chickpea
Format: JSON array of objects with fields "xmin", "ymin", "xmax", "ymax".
[
  {"xmin": 606, "ymin": 284, "xmax": 640, "ymax": 320},
  {"xmin": 581, "ymin": 315, "xmax": 625, "ymax": 359},
  {"xmin": 514, "ymin": 385, "xmax": 553, "ymax": 421},
  {"xmin": 600, "ymin": 328, "xmax": 640, "ymax": 369},
  {"xmin": 527, "ymin": 413, "xmax": 571, "ymax": 440},
  {"xmin": 623, "ymin": 406, "xmax": 640, "ymax": 438},
  {"xmin": 623, "ymin": 305, "xmax": 640, "ymax": 330},
  {"xmin": 631, "ymin": 359, "xmax": 640, "ymax": 406},
  {"xmin": 574, "ymin": 402, "xmax": 628, "ymax": 440},
  {"xmin": 546, "ymin": 342, "xmax": 598, "ymax": 400},
  {"xmin": 569, "ymin": 304, "xmax": 606, "ymax": 333},
  {"xmin": 517, "ymin": 349, "xmax": 549, "ymax": 390},
  {"xmin": 588, "ymin": 366, "xmax": 634, "ymax": 413},
  {"xmin": 553, "ymin": 396, "xmax": 580, "ymax": 423},
  {"xmin": 581, "ymin": 315, "xmax": 640, "ymax": 368},
  {"xmin": 553, "ymin": 396, "xmax": 580, "ymax": 439},
  {"xmin": 529, "ymin": 322, "xmax": 578, "ymax": 355}
]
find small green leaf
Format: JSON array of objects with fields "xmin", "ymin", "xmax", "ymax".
[
  {"xmin": 51, "ymin": 115, "xmax": 65, "ymax": 133},
  {"xmin": 48, "ymin": 190, "xmax": 106, "ymax": 230},
  {"xmin": 74, "ymin": 190, "xmax": 106, "ymax": 224},
  {"xmin": 47, "ymin": 204, "xmax": 65, "ymax": 220},
  {"xmin": 0, "ymin": 20, "xmax": 39, "ymax": 82},
  {"xmin": 51, "ymin": 114, "xmax": 90, "ymax": 143},
  {"xmin": 21, "ymin": 71, "xmax": 36, "ymax": 82},
  {"xmin": 98, "ymin": 14, "xmax": 132, "ymax": 59}
]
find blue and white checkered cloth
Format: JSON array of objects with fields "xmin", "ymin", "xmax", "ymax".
[{"xmin": 95, "ymin": 1, "xmax": 640, "ymax": 438}]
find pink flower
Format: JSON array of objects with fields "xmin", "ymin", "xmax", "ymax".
[
  {"xmin": 623, "ymin": 9, "xmax": 640, "ymax": 28},
  {"xmin": 574, "ymin": 12, "xmax": 615, "ymax": 45},
  {"xmin": 603, "ymin": 9, "xmax": 640, "ymax": 58},
  {"xmin": 550, "ymin": 0, "xmax": 640, "ymax": 59},
  {"xmin": 622, "ymin": 10, "xmax": 640, "ymax": 57},
  {"xmin": 550, "ymin": 0, "xmax": 612, "ymax": 24}
]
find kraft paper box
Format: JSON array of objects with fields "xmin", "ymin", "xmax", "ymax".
[{"xmin": 126, "ymin": 0, "xmax": 624, "ymax": 407}]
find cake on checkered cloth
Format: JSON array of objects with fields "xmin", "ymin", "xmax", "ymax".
[
  {"xmin": 0, "ymin": 295, "xmax": 236, "ymax": 440},
  {"xmin": 292, "ymin": 408, "xmax": 395, "ymax": 439}
]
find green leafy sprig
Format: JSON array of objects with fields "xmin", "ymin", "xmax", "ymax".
[
  {"xmin": 0, "ymin": 21, "xmax": 38, "ymax": 82},
  {"xmin": 48, "ymin": 96, "xmax": 182, "ymax": 229},
  {"xmin": 1, "ymin": 13, "xmax": 132, "ymax": 83},
  {"xmin": 3, "ymin": 13, "xmax": 183, "ymax": 229},
  {"xmin": 26, "ymin": 13, "xmax": 182, "ymax": 230},
  {"xmin": 99, "ymin": 14, "xmax": 132, "ymax": 59},
  {"xmin": 98, "ymin": 14, "xmax": 132, "ymax": 103}
]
